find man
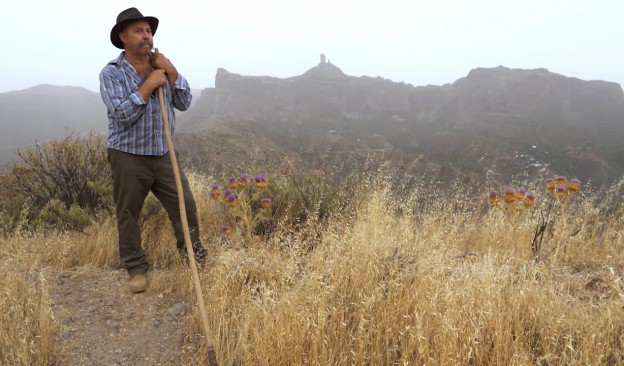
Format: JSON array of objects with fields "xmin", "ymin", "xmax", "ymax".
[{"xmin": 100, "ymin": 7, "xmax": 207, "ymax": 293}]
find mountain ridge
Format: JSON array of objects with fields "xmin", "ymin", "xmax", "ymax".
[
  {"xmin": 2, "ymin": 62, "xmax": 622, "ymax": 188},
  {"xmin": 176, "ymin": 60, "xmax": 624, "ymax": 188}
]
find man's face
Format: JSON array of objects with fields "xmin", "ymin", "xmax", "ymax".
[{"xmin": 119, "ymin": 20, "xmax": 153, "ymax": 54}]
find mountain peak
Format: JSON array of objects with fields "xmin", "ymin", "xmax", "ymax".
[
  {"xmin": 214, "ymin": 55, "xmax": 347, "ymax": 89},
  {"xmin": 301, "ymin": 53, "xmax": 346, "ymax": 79},
  {"xmin": 3, "ymin": 84, "xmax": 95, "ymax": 96},
  {"xmin": 460, "ymin": 65, "xmax": 622, "ymax": 91},
  {"xmin": 459, "ymin": 66, "xmax": 554, "ymax": 85}
]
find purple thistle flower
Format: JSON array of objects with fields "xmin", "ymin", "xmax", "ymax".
[
  {"xmin": 524, "ymin": 192, "xmax": 536, "ymax": 207},
  {"xmin": 555, "ymin": 185, "xmax": 569, "ymax": 201},
  {"xmin": 516, "ymin": 187, "xmax": 527, "ymax": 198},
  {"xmin": 252, "ymin": 173, "xmax": 268, "ymax": 189},
  {"xmin": 568, "ymin": 178, "xmax": 581, "ymax": 192},
  {"xmin": 238, "ymin": 174, "xmax": 249, "ymax": 188},
  {"xmin": 220, "ymin": 225, "xmax": 231, "ymax": 235},
  {"xmin": 260, "ymin": 197, "xmax": 272, "ymax": 208},
  {"xmin": 503, "ymin": 187, "xmax": 517, "ymax": 203},
  {"xmin": 488, "ymin": 190, "xmax": 500, "ymax": 205},
  {"xmin": 228, "ymin": 177, "xmax": 239, "ymax": 189}
]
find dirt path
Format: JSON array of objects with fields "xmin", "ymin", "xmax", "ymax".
[{"xmin": 48, "ymin": 268, "xmax": 199, "ymax": 366}]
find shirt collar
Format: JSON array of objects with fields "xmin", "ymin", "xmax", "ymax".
[
  {"xmin": 108, "ymin": 51, "xmax": 126, "ymax": 66},
  {"xmin": 109, "ymin": 51, "xmax": 143, "ymax": 84}
]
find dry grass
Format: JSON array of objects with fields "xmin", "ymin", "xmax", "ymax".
[
  {"xmin": 192, "ymin": 184, "xmax": 624, "ymax": 365},
  {"xmin": 1, "ymin": 173, "xmax": 623, "ymax": 365},
  {"xmin": 0, "ymin": 254, "xmax": 53, "ymax": 365}
]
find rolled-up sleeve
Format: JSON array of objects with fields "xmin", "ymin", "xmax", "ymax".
[
  {"xmin": 99, "ymin": 66, "xmax": 146, "ymax": 126},
  {"xmin": 172, "ymin": 74, "xmax": 192, "ymax": 111}
]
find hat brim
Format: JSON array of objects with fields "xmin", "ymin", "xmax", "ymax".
[{"xmin": 110, "ymin": 16, "xmax": 159, "ymax": 49}]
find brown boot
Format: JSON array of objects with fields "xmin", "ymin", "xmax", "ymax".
[{"xmin": 128, "ymin": 273, "xmax": 148, "ymax": 293}]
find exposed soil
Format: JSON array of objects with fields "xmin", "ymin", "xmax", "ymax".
[{"xmin": 48, "ymin": 267, "xmax": 200, "ymax": 366}]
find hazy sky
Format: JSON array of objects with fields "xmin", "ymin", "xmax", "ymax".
[{"xmin": 1, "ymin": 0, "xmax": 623, "ymax": 93}]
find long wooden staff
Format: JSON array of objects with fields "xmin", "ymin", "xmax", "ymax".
[{"xmin": 155, "ymin": 49, "xmax": 218, "ymax": 366}]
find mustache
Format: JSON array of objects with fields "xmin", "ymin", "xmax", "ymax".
[{"xmin": 140, "ymin": 41, "xmax": 153, "ymax": 48}]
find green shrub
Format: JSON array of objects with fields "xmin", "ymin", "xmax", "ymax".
[{"xmin": 0, "ymin": 133, "xmax": 112, "ymax": 233}]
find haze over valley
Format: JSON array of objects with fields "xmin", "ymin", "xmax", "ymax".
[{"xmin": 1, "ymin": 59, "xmax": 622, "ymax": 189}]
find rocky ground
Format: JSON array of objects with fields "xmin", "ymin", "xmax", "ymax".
[{"xmin": 48, "ymin": 268, "xmax": 201, "ymax": 366}]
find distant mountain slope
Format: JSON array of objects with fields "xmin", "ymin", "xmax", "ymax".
[
  {"xmin": 0, "ymin": 85, "xmax": 202, "ymax": 163},
  {"xmin": 177, "ymin": 61, "xmax": 624, "ymax": 188},
  {"xmin": 2, "ymin": 65, "xmax": 623, "ymax": 188},
  {"xmin": 0, "ymin": 85, "xmax": 107, "ymax": 162}
]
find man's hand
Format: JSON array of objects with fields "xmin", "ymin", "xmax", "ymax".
[
  {"xmin": 146, "ymin": 69, "xmax": 167, "ymax": 88},
  {"xmin": 151, "ymin": 51, "xmax": 179, "ymax": 86},
  {"xmin": 138, "ymin": 69, "xmax": 167, "ymax": 102}
]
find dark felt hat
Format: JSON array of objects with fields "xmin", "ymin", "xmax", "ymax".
[{"xmin": 110, "ymin": 7, "xmax": 159, "ymax": 49}]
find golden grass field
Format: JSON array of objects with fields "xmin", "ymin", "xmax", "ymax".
[{"xmin": 1, "ymin": 172, "xmax": 623, "ymax": 365}]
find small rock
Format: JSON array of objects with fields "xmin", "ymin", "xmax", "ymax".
[
  {"xmin": 106, "ymin": 319, "xmax": 121, "ymax": 333},
  {"xmin": 80, "ymin": 306, "xmax": 96, "ymax": 317},
  {"xmin": 167, "ymin": 302, "xmax": 186, "ymax": 316},
  {"xmin": 153, "ymin": 320, "xmax": 161, "ymax": 328},
  {"xmin": 60, "ymin": 331, "xmax": 73, "ymax": 339}
]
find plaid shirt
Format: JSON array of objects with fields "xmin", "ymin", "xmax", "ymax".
[{"xmin": 99, "ymin": 52, "xmax": 192, "ymax": 156}]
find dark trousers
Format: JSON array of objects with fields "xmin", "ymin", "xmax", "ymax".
[{"xmin": 107, "ymin": 149, "xmax": 201, "ymax": 275}]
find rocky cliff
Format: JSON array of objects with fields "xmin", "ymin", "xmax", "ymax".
[{"xmin": 177, "ymin": 60, "xmax": 624, "ymax": 188}]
